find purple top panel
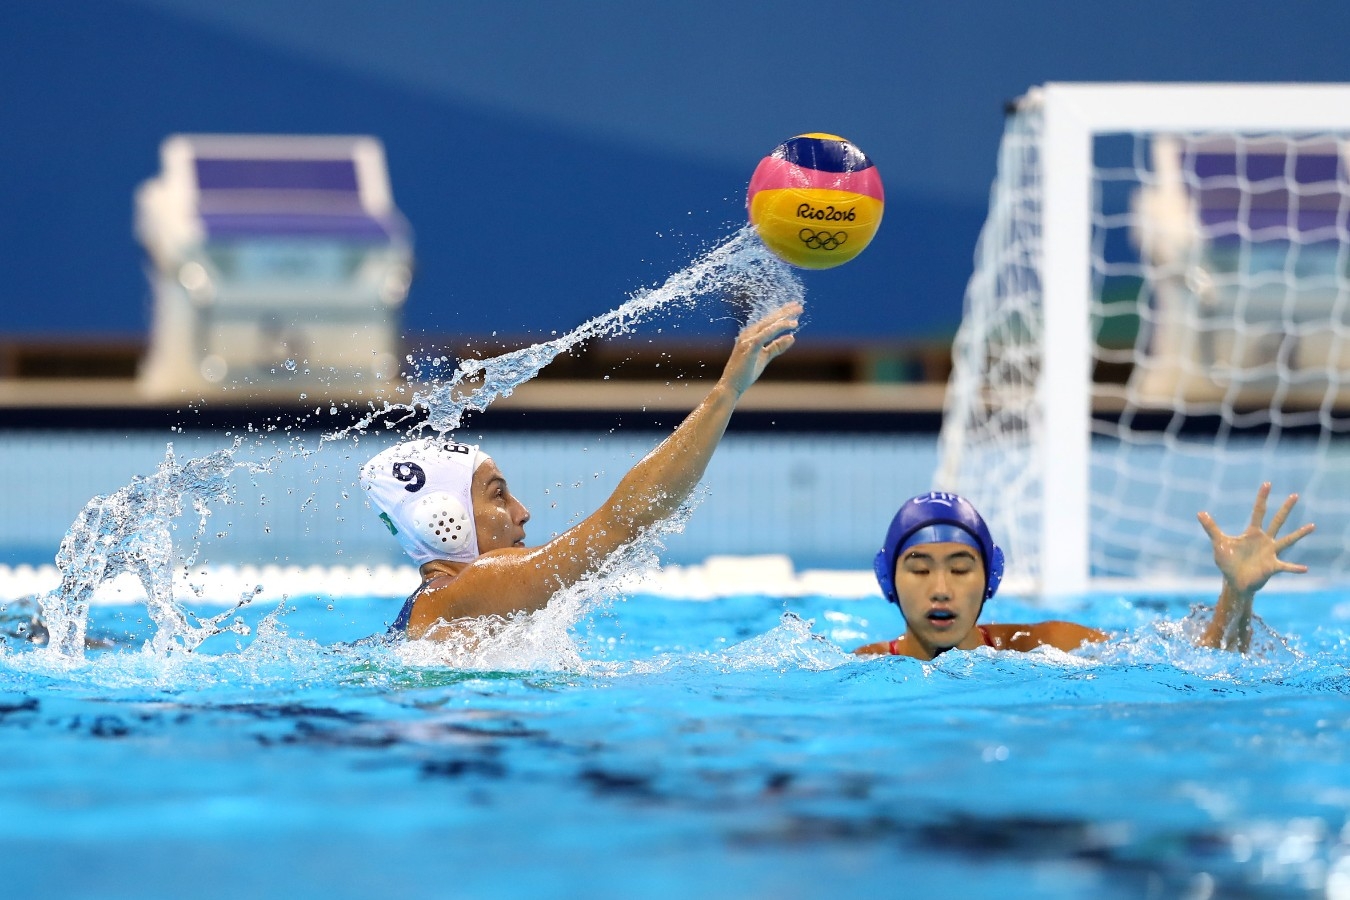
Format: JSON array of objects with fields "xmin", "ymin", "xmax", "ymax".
[
  {"xmin": 1191, "ymin": 151, "xmax": 1341, "ymax": 185},
  {"xmin": 195, "ymin": 158, "xmax": 360, "ymax": 192},
  {"xmin": 200, "ymin": 213, "xmax": 404, "ymax": 241},
  {"xmin": 190, "ymin": 157, "xmax": 407, "ymax": 241},
  {"xmin": 1191, "ymin": 151, "xmax": 1347, "ymax": 236},
  {"xmin": 1200, "ymin": 207, "xmax": 1345, "ymax": 239},
  {"xmin": 1198, "ymin": 188, "xmax": 1345, "ymax": 211}
]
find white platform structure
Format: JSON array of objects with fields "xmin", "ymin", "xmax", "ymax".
[
  {"xmin": 938, "ymin": 83, "xmax": 1350, "ymax": 597},
  {"xmin": 135, "ymin": 134, "xmax": 412, "ymax": 397}
]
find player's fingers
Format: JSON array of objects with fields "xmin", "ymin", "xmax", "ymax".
[
  {"xmin": 751, "ymin": 300, "xmax": 803, "ymax": 323},
  {"xmin": 1274, "ymin": 522, "xmax": 1315, "ymax": 552},
  {"xmin": 762, "ymin": 333, "xmax": 795, "ymax": 360},
  {"xmin": 1267, "ymin": 493, "xmax": 1298, "ymax": 536},
  {"xmin": 1276, "ymin": 561, "xmax": 1309, "ymax": 574},
  {"xmin": 745, "ymin": 324, "xmax": 794, "ymax": 358},
  {"xmin": 1249, "ymin": 482, "xmax": 1272, "ymax": 529},
  {"xmin": 746, "ymin": 307, "xmax": 799, "ymax": 343},
  {"xmin": 1197, "ymin": 511, "xmax": 1222, "ymax": 541}
]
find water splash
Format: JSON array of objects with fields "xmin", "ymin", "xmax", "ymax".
[
  {"xmin": 706, "ymin": 610, "xmax": 858, "ymax": 672},
  {"xmin": 35, "ymin": 226, "xmax": 801, "ymax": 670},
  {"xmin": 396, "ymin": 495, "xmax": 703, "ymax": 671},
  {"xmin": 334, "ymin": 226, "xmax": 802, "ymax": 439},
  {"xmin": 37, "ymin": 442, "xmax": 259, "ymax": 659}
]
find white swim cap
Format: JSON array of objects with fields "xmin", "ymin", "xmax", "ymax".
[{"xmin": 360, "ymin": 438, "xmax": 492, "ymax": 565}]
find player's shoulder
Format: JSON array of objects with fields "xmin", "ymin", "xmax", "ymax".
[
  {"xmin": 985, "ymin": 621, "xmax": 1106, "ymax": 652},
  {"xmin": 853, "ymin": 639, "xmax": 895, "ymax": 656}
]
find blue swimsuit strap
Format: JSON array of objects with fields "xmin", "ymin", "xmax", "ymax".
[{"xmin": 389, "ymin": 581, "xmax": 430, "ymax": 635}]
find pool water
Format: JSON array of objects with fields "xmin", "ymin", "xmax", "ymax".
[
  {"xmin": 5, "ymin": 234, "xmax": 1348, "ymax": 898},
  {"xmin": 3, "ymin": 567, "xmax": 1349, "ymax": 899}
]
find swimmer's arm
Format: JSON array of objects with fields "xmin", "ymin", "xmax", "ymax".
[
  {"xmin": 853, "ymin": 624, "xmax": 1107, "ymax": 657},
  {"xmin": 852, "ymin": 635, "xmax": 929, "ymax": 658},
  {"xmin": 1195, "ymin": 483, "xmax": 1312, "ymax": 653},
  {"xmin": 1018, "ymin": 621, "xmax": 1108, "ymax": 652},
  {"xmin": 853, "ymin": 640, "xmax": 893, "ymax": 656},
  {"xmin": 406, "ymin": 302, "xmax": 800, "ymax": 630},
  {"xmin": 1199, "ymin": 580, "xmax": 1257, "ymax": 654},
  {"xmin": 522, "ymin": 302, "xmax": 799, "ymax": 579}
]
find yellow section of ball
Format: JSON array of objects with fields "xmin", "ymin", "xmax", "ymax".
[{"xmin": 749, "ymin": 188, "xmax": 883, "ymax": 270}]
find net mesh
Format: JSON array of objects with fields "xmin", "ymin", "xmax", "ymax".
[{"xmin": 938, "ymin": 100, "xmax": 1350, "ymax": 588}]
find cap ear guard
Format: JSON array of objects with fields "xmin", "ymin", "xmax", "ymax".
[
  {"xmin": 408, "ymin": 492, "xmax": 473, "ymax": 555},
  {"xmin": 985, "ymin": 544, "xmax": 1005, "ymax": 599},
  {"xmin": 873, "ymin": 546, "xmax": 897, "ymax": 603}
]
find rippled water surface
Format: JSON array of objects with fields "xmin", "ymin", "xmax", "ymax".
[{"xmin": 3, "ymin": 583, "xmax": 1349, "ymax": 899}]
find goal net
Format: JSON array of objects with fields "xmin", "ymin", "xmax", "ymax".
[{"xmin": 937, "ymin": 83, "xmax": 1350, "ymax": 594}]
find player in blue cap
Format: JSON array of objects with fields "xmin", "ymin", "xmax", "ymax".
[{"xmin": 856, "ymin": 483, "xmax": 1314, "ymax": 658}]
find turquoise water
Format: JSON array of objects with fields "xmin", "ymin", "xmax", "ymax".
[{"xmin": 2, "ymin": 580, "xmax": 1349, "ymax": 898}]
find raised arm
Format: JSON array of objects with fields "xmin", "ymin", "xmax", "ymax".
[
  {"xmin": 566, "ymin": 300, "xmax": 800, "ymax": 552},
  {"xmin": 1196, "ymin": 482, "xmax": 1314, "ymax": 653},
  {"xmin": 407, "ymin": 301, "xmax": 802, "ymax": 633}
]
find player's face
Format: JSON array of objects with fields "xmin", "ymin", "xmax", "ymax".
[
  {"xmin": 472, "ymin": 461, "xmax": 531, "ymax": 553},
  {"xmin": 893, "ymin": 542, "xmax": 987, "ymax": 659}
]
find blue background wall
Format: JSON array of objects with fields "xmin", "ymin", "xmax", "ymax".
[{"xmin": 4, "ymin": 0, "xmax": 1350, "ymax": 347}]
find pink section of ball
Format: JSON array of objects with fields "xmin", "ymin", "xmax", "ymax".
[{"xmin": 746, "ymin": 156, "xmax": 884, "ymax": 204}]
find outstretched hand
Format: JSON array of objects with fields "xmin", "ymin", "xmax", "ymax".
[
  {"xmin": 1198, "ymin": 482, "xmax": 1314, "ymax": 597},
  {"xmin": 719, "ymin": 301, "xmax": 802, "ymax": 397}
]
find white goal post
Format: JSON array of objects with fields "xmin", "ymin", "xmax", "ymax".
[{"xmin": 938, "ymin": 83, "xmax": 1350, "ymax": 596}]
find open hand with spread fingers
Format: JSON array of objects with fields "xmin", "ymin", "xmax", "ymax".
[{"xmin": 1198, "ymin": 482, "xmax": 1315, "ymax": 598}]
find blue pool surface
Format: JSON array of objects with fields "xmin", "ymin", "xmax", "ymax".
[
  {"xmin": 3, "ymin": 576, "xmax": 1349, "ymax": 899},
  {"xmin": 4, "ymin": 239, "xmax": 1348, "ymax": 898}
]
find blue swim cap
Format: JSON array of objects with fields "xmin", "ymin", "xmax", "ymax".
[{"xmin": 873, "ymin": 492, "xmax": 1005, "ymax": 604}]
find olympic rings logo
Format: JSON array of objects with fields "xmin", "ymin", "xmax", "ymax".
[{"xmin": 799, "ymin": 229, "xmax": 848, "ymax": 251}]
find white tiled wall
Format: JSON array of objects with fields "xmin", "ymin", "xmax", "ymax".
[{"xmin": 0, "ymin": 430, "xmax": 938, "ymax": 570}]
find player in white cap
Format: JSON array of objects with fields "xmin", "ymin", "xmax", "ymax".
[{"xmin": 362, "ymin": 300, "xmax": 802, "ymax": 640}]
